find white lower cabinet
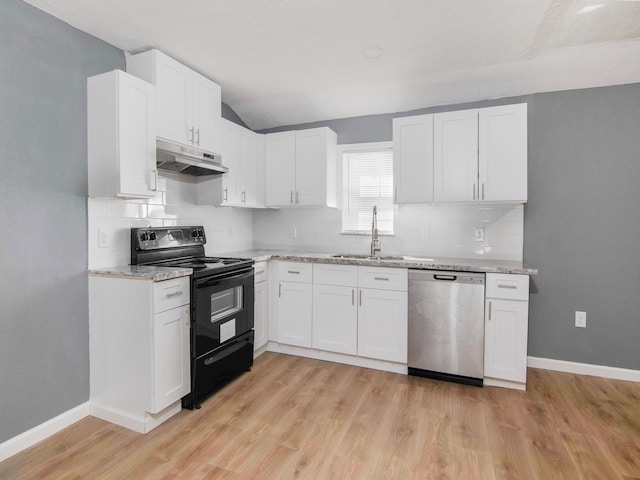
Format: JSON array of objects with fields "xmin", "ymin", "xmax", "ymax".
[
  {"xmin": 254, "ymin": 261, "xmax": 269, "ymax": 353},
  {"xmin": 357, "ymin": 287, "xmax": 408, "ymax": 363},
  {"xmin": 484, "ymin": 273, "xmax": 530, "ymax": 389},
  {"xmin": 276, "ymin": 262, "xmax": 313, "ymax": 347},
  {"xmin": 89, "ymin": 275, "xmax": 191, "ymax": 433},
  {"xmin": 276, "ymin": 262, "xmax": 408, "ymax": 365},
  {"xmin": 312, "ymin": 284, "xmax": 358, "ymax": 355}
]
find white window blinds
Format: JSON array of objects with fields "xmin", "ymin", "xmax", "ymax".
[{"xmin": 341, "ymin": 148, "xmax": 394, "ymax": 234}]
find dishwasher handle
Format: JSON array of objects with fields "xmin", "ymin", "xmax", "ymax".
[{"xmin": 433, "ymin": 274, "xmax": 457, "ymax": 281}]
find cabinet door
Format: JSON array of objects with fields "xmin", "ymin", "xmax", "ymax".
[
  {"xmin": 239, "ymin": 128, "xmax": 257, "ymax": 206},
  {"xmin": 219, "ymin": 119, "xmax": 241, "ymax": 204},
  {"xmin": 479, "ymin": 104, "xmax": 527, "ymax": 202},
  {"xmin": 151, "ymin": 305, "xmax": 190, "ymax": 414},
  {"xmin": 266, "ymin": 131, "xmax": 296, "ymax": 206},
  {"xmin": 254, "ymin": 280, "xmax": 268, "ymax": 351},
  {"xmin": 484, "ymin": 299, "xmax": 528, "ymax": 383},
  {"xmin": 117, "ymin": 73, "xmax": 157, "ymax": 198},
  {"xmin": 192, "ymin": 73, "xmax": 221, "ymax": 154},
  {"xmin": 434, "ymin": 109, "xmax": 478, "ymax": 202},
  {"xmin": 295, "ymin": 128, "xmax": 330, "ymax": 206},
  {"xmin": 312, "ymin": 284, "xmax": 357, "ymax": 355},
  {"xmin": 357, "ymin": 288, "xmax": 408, "ymax": 363},
  {"xmin": 277, "ymin": 281, "xmax": 312, "ymax": 347},
  {"xmin": 392, "ymin": 114, "xmax": 434, "ymax": 203},
  {"xmin": 155, "ymin": 53, "xmax": 191, "ymax": 146}
]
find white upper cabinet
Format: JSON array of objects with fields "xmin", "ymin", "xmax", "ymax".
[
  {"xmin": 434, "ymin": 108, "xmax": 479, "ymax": 202},
  {"xmin": 434, "ymin": 104, "xmax": 527, "ymax": 203},
  {"xmin": 395, "ymin": 103, "xmax": 527, "ymax": 204},
  {"xmin": 265, "ymin": 131, "xmax": 296, "ymax": 206},
  {"xmin": 196, "ymin": 119, "xmax": 265, "ymax": 208},
  {"xmin": 265, "ymin": 127, "xmax": 337, "ymax": 207},
  {"xmin": 478, "ymin": 104, "xmax": 528, "ymax": 202},
  {"xmin": 127, "ymin": 49, "xmax": 221, "ymax": 154},
  {"xmin": 392, "ymin": 114, "xmax": 434, "ymax": 203},
  {"xmin": 88, "ymin": 70, "xmax": 157, "ymax": 198}
]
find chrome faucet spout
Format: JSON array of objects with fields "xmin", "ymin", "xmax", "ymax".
[{"xmin": 370, "ymin": 206, "xmax": 381, "ymax": 257}]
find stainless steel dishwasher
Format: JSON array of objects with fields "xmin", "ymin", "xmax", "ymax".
[{"xmin": 408, "ymin": 270, "xmax": 485, "ymax": 386}]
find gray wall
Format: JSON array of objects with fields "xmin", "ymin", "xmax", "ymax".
[
  {"xmin": 0, "ymin": 0, "xmax": 124, "ymax": 443},
  {"xmin": 525, "ymin": 85, "xmax": 640, "ymax": 370},
  {"xmin": 259, "ymin": 84, "xmax": 640, "ymax": 371}
]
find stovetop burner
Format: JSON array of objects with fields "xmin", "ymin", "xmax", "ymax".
[{"xmin": 130, "ymin": 226, "xmax": 253, "ymax": 278}]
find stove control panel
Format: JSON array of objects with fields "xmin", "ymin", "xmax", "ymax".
[{"xmin": 132, "ymin": 226, "xmax": 207, "ymax": 251}]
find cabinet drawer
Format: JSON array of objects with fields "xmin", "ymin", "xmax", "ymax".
[
  {"xmin": 486, "ymin": 273, "xmax": 529, "ymax": 301},
  {"xmin": 314, "ymin": 263, "xmax": 358, "ymax": 287},
  {"xmin": 358, "ymin": 266, "xmax": 408, "ymax": 291},
  {"xmin": 278, "ymin": 261, "xmax": 312, "ymax": 283},
  {"xmin": 254, "ymin": 261, "xmax": 268, "ymax": 284},
  {"xmin": 153, "ymin": 277, "xmax": 190, "ymax": 313}
]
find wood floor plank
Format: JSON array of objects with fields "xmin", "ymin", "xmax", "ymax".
[{"xmin": 2, "ymin": 355, "xmax": 640, "ymax": 480}]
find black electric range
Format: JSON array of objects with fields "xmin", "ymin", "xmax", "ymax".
[{"xmin": 131, "ymin": 226, "xmax": 255, "ymax": 409}]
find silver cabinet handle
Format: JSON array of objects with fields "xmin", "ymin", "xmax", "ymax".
[
  {"xmin": 189, "ymin": 127, "xmax": 195, "ymax": 143},
  {"xmin": 223, "ymin": 187, "xmax": 228, "ymax": 202},
  {"xmin": 352, "ymin": 289, "xmax": 355, "ymax": 305},
  {"xmin": 242, "ymin": 190, "xmax": 246, "ymax": 203},
  {"xmin": 473, "ymin": 183, "xmax": 476, "ymax": 200},
  {"xmin": 394, "ymin": 186, "xmax": 397, "ymax": 202},
  {"xmin": 279, "ymin": 283, "xmax": 282, "ymax": 298},
  {"xmin": 497, "ymin": 283, "xmax": 517, "ymax": 289},
  {"xmin": 295, "ymin": 191, "xmax": 299, "ymax": 204},
  {"xmin": 359, "ymin": 289, "xmax": 362, "ymax": 306},
  {"xmin": 195, "ymin": 128, "xmax": 200, "ymax": 146},
  {"xmin": 482, "ymin": 183, "xmax": 485, "ymax": 200},
  {"xmin": 488, "ymin": 301, "xmax": 492, "ymax": 321},
  {"xmin": 255, "ymin": 269, "xmax": 265, "ymax": 275},
  {"xmin": 287, "ymin": 270, "xmax": 300, "ymax": 274},
  {"xmin": 166, "ymin": 290, "xmax": 183, "ymax": 298},
  {"xmin": 290, "ymin": 190, "xmax": 294, "ymax": 204},
  {"xmin": 374, "ymin": 277, "xmax": 389, "ymax": 281},
  {"xmin": 149, "ymin": 169, "xmax": 157, "ymax": 191}
]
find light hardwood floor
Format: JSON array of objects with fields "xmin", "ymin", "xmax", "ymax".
[{"xmin": 1, "ymin": 352, "xmax": 639, "ymax": 479}]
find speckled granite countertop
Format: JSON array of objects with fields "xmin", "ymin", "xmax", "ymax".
[
  {"xmin": 88, "ymin": 265, "xmax": 193, "ymax": 281},
  {"xmin": 220, "ymin": 250, "xmax": 538, "ymax": 275}
]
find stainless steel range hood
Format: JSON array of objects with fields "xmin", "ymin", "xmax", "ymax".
[{"xmin": 156, "ymin": 138, "xmax": 228, "ymax": 176}]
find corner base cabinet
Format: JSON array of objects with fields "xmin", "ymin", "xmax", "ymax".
[
  {"xmin": 89, "ymin": 275, "xmax": 190, "ymax": 433},
  {"xmin": 484, "ymin": 273, "xmax": 530, "ymax": 390}
]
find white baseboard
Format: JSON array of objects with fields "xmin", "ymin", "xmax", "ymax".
[
  {"xmin": 528, "ymin": 356, "xmax": 640, "ymax": 383},
  {"xmin": 0, "ymin": 402, "xmax": 90, "ymax": 463},
  {"xmin": 89, "ymin": 401, "xmax": 182, "ymax": 434}
]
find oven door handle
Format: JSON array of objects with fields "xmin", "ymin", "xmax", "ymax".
[{"xmin": 195, "ymin": 269, "xmax": 253, "ymax": 288}]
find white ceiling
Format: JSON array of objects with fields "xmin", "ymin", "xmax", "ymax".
[{"xmin": 23, "ymin": 0, "xmax": 640, "ymax": 130}]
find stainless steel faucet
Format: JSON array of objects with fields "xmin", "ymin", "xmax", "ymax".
[{"xmin": 370, "ymin": 206, "xmax": 381, "ymax": 257}]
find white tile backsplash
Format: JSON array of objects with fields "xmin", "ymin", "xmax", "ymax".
[
  {"xmin": 89, "ymin": 173, "xmax": 524, "ymax": 268},
  {"xmin": 252, "ymin": 203, "xmax": 524, "ymax": 261},
  {"xmin": 88, "ymin": 173, "xmax": 254, "ymax": 269}
]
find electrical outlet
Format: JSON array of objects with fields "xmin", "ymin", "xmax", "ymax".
[
  {"xmin": 474, "ymin": 227, "xmax": 484, "ymax": 242},
  {"xmin": 575, "ymin": 311, "xmax": 586, "ymax": 328},
  {"xmin": 98, "ymin": 228, "xmax": 109, "ymax": 248}
]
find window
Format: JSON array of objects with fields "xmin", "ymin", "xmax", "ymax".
[{"xmin": 341, "ymin": 143, "xmax": 394, "ymax": 235}]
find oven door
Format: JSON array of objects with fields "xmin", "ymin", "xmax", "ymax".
[{"xmin": 193, "ymin": 267, "xmax": 254, "ymax": 358}]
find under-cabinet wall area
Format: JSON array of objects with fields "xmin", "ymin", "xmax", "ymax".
[{"xmin": 88, "ymin": 172, "xmax": 253, "ymax": 268}]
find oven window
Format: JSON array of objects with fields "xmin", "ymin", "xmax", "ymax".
[{"xmin": 210, "ymin": 286, "xmax": 243, "ymax": 322}]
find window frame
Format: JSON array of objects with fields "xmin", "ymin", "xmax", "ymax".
[{"xmin": 337, "ymin": 141, "xmax": 395, "ymax": 236}]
